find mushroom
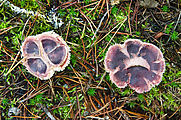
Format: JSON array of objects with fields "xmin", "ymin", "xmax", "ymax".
[
  {"xmin": 21, "ymin": 31, "xmax": 70, "ymax": 80},
  {"xmin": 104, "ymin": 39, "xmax": 165, "ymax": 93}
]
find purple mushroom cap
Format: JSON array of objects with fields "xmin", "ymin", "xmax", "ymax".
[
  {"xmin": 21, "ymin": 31, "xmax": 70, "ymax": 80},
  {"xmin": 104, "ymin": 39, "xmax": 165, "ymax": 93}
]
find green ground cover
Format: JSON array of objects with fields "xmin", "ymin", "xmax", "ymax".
[{"xmin": 0, "ymin": 0, "xmax": 180, "ymax": 119}]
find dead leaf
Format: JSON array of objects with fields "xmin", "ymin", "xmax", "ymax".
[
  {"xmin": 140, "ymin": 0, "xmax": 159, "ymax": 8},
  {"xmin": 111, "ymin": 0, "xmax": 120, "ymax": 6}
]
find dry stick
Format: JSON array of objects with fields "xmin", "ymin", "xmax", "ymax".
[
  {"xmin": 166, "ymin": 10, "xmax": 181, "ymax": 43},
  {"xmin": 44, "ymin": 110, "xmax": 57, "ymax": 120},
  {"xmin": 87, "ymin": 0, "xmax": 101, "ymax": 15},
  {"xmin": 92, "ymin": 96, "xmax": 103, "ymax": 108},
  {"xmin": 66, "ymin": 41, "xmax": 79, "ymax": 46},
  {"xmin": 0, "ymin": 0, "xmax": 6, "ymax": 7},
  {"xmin": 97, "ymin": 17, "xmax": 127, "ymax": 59},
  {"xmin": 89, "ymin": 96, "xmax": 99, "ymax": 111},
  {"xmin": 94, "ymin": 0, "xmax": 102, "ymax": 16},
  {"xmin": 91, "ymin": 9, "xmax": 109, "ymax": 44},
  {"xmin": 163, "ymin": 77, "xmax": 181, "ymax": 86},
  {"xmin": 4, "ymin": 55, "xmax": 24, "ymax": 76},
  {"xmin": 26, "ymin": 21, "xmax": 32, "ymax": 37},
  {"xmin": 0, "ymin": 26, "xmax": 18, "ymax": 36},
  {"xmin": 96, "ymin": 71, "xmax": 106, "ymax": 87},
  {"xmin": 92, "ymin": 106, "xmax": 124, "ymax": 117},
  {"xmin": 91, "ymin": 97, "xmax": 115, "ymax": 114},
  {"xmin": 135, "ymin": 3, "xmax": 138, "ymax": 30},
  {"xmin": 131, "ymin": 0, "xmax": 138, "ymax": 26},
  {"xmin": 65, "ymin": 19, "xmax": 71, "ymax": 42},
  {"xmin": 17, "ymin": 81, "xmax": 49, "ymax": 103},
  {"xmin": 78, "ymin": 30, "xmax": 86, "ymax": 59},
  {"xmin": 76, "ymin": 3, "xmax": 97, "ymax": 32},
  {"xmin": 106, "ymin": 0, "xmax": 110, "ymax": 19},
  {"xmin": 21, "ymin": 17, "xmax": 31, "ymax": 40},
  {"xmin": 3, "ymin": 17, "xmax": 35, "ymax": 90},
  {"xmin": 75, "ymin": 1, "xmax": 98, "ymax": 11},
  {"xmin": 78, "ymin": 61, "xmax": 95, "ymax": 81},
  {"xmin": 81, "ymin": 23, "xmax": 86, "ymax": 39},
  {"xmin": 79, "ymin": 6, "xmax": 97, "ymax": 30},
  {"xmin": 113, "ymin": 107, "xmax": 122, "ymax": 118},
  {"xmin": 90, "ymin": 86, "xmax": 107, "ymax": 90},
  {"xmin": 110, "ymin": 31, "xmax": 131, "ymax": 35},
  {"xmin": 69, "ymin": 64, "xmax": 88, "ymax": 105},
  {"xmin": 49, "ymin": 79, "xmax": 55, "ymax": 97},
  {"xmin": 15, "ymin": 88, "xmax": 32, "ymax": 104},
  {"xmin": 10, "ymin": 116, "xmax": 41, "ymax": 119},
  {"xmin": 150, "ymin": 11, "xmax": 160, "ymax": 26},
  {"xmin": 0, "ymin": 41, "xmax": 2, "ymax": 52},
  {"xmin": 70, "ymin": 64, "xmax": 87, "ymax": 85},
  {"xmin": 21, "ymin": 103, "xmax": 41, "ymax": 118},
  {"xmin": 80, "ymin": 10, "xmax": 97, "ymax": 30},
  {"xmin": 61, "ymin": 1, "xmax": 74, "ymax": 6},
  {"xmin": 135, "ymin": 103, "xmax": 155, "ymax": 115},
  {"xmin": 160, "ymin": 114, "xmax": 168, "ymax": 120},
  {"xmin": 64, "ymin": 101, "xmax": 76, "ymax": 120},
  {"xmin": 74, "ymin": 109, "xmax": 81, "ymax": 120},
  {"xmin": 62, "ymin": 87, "xmax": 71, "ymax": 104},
  {"xmin": 46, "ymin": 0, "xmax": 50, "ymax": 7},
  {"xmin": 124, "ymin": 109, "xmax": 149, "ymax": 119},
  {"xmin": 95, "ymin": 17, "xmax": 127, "ymax": 46},
  {"xmin": 90, "ymin": 6, "xmax": 109, "ymax": 76},
  {"xmin": 61, "ymin": 1, "xmax": 77, "ymax": 9},
  {"xmin": 27, "ymin": 13, "xmax": 39, "ymax": 36},
  {"xmin": 39, "ymin": 103, "xmax": 56, "ymax": 120},
  {"xmin": 86, "ymin": 116, "xmax": 105, "ymax": 120},
  {"xmin": 59, "ymin": 76, "xmax": 84, "ymax": 84},
  {"xmin": 19, "ymin": 89, "xmax": 48, "ymax": 103},
  {"xmin": 75, "ymin": 89, "xmax": 82, "ymax": 120},
  {"xmin": 72, "ymin": 49, "xmax": 96, "ymax": 71},
  {"xmin": 0, "ymin": 45, "xmax": 18, "ymax": 72},
  {"xmin": 95, "ymin": 46, "xmax": 99, "ymax": 77},
  {"xmin": 128, "ymin": 0, "xmax": 132, "ymax": 34},
  {"xmin": 107, "ymin": 96, "xmax": 113, "ymax": 116},
  {"xmin": 86, "ymin": 47, "xmax": 93, "ymax": 60},
  {"xmin": 168, "ymin": 89, "xmax": 180, "ymax": 101},
  {"xmin": 79, "ymin": 10, "xmax": 96, "ymax": 37},
  {"xmin": 99, "ymin": 0, "xmax": 105, "ymax": 15},
  {"xmin": 19, "ymin": 68, "xmax": 36, "ymax": 90},
  {"xmin": 173, "ymin": 11, "xmax": 181, "ymax": 31},
  {"xmin": 0, "ymin": 44, "xmax": 16, "ymax": 69},
  {"xmin": 169, "ymin": 104, "xmax": 181, "ymax": 119}
]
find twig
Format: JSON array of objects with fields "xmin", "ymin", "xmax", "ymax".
[
  {"xmin": 91, "ymin": 9, "xmax": 109, "ymax": 43},
  {"xmin": 76, "ymin": 89, "xmax": 82, "ymax": 120},
  {"xmin": 169, "ymin": 105, "xmax": 181, "ymax": 119},
  {"xmin": 173, "ymin": 11, "xmax": 181, "ymax": 31},
  {"xmin": 1, "ymin": 0, "xmax": 63, "ymax": 29},
  {"xmin": 95, "ymin": 17, "xmax": 127, "ymax": 46},
  {"xmin": 18, "ymin": 89, "xmax": 48, "ymax": 103},
  {"xmin": 65, "ymin": 19, "xmax": 71, "ymax": 41},
  {"xmin": 21, "ymin": 17, "xmax": 31, "ymax": 40},
  {"xmin": 128, "ymin": 0, "xmax": 132, "ymax": 34},
  {"xmin": 97, "ymin": 17, "xmax": 127, "ymax": 59},
  {"xmin": 96, "ymin": 71, "xmax": 106, "ymax": 87},
  {"xmin": 38, "ymin": 104, "xmax": 56, "ymax": 120},
  {"xmin": 4, "ymin": 54, "xmax": 24, "ymax": 76}
]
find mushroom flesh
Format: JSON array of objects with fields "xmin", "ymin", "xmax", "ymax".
[
  {"xmin": 21, "ymin": 31, "xmax": 70, "ymax": 80},
  {"xmin": 104, "ymin": 39, "xmax": 165, "ymax": 93}
]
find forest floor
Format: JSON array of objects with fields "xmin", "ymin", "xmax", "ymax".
[{"xmin": 0, "ymin": 0, "xmax": 181, "ymax": 119}]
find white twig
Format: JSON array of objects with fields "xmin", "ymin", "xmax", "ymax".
[
  {"xmin": 0, "ymin": 0, "xmax": 63, "ymax": 29},
  {"xmin": 91, "ymin": 10, "xmax": 109, "ymax": 42}
]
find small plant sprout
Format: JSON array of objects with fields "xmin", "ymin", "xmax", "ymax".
[
  {"xmin": 21, "ymin": 31, "xmax": 70, "ymax": 80},
  {"xmin": 104, "ymin": 39, "xmax": 165, "ymax": 93}
]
